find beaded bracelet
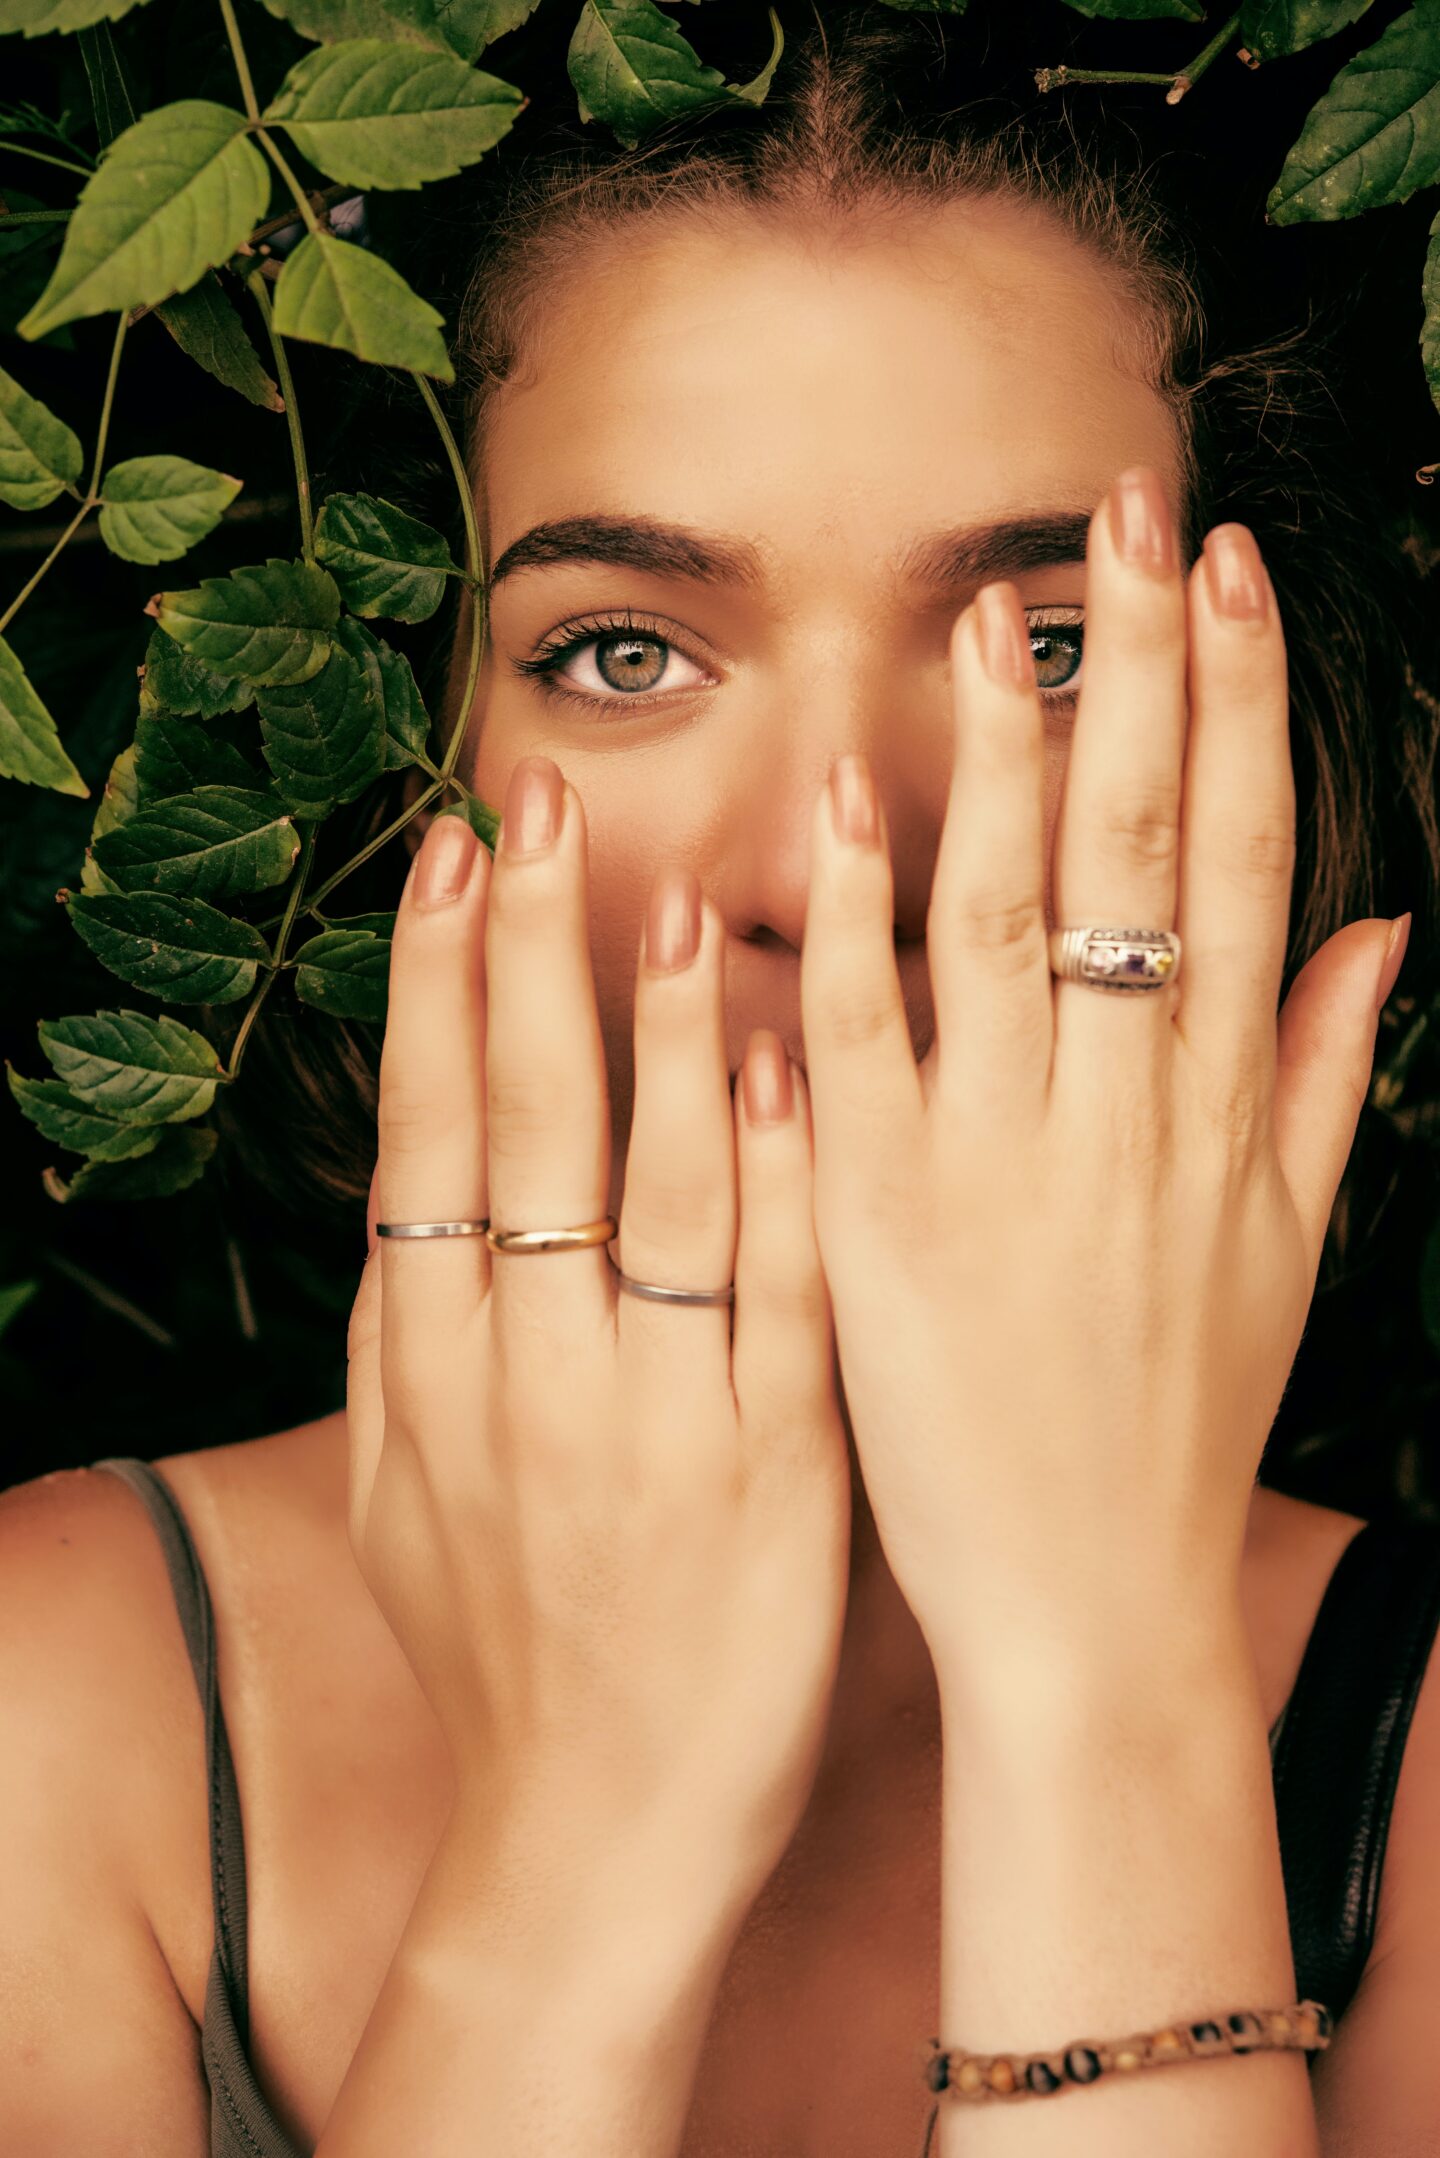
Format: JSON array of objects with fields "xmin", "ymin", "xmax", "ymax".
[{"xmin": 916, "ymin": 1999, "xmax": 1331, "ymax": 2155}]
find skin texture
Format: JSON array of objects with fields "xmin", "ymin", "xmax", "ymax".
[{"xmin": 423, "ymin": 197, "xmax": 1187, "ymax": 1714}]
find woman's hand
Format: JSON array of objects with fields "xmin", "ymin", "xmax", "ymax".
[
  {"xmin": 344, "ymin": 766, "xmax": 851, "ymax": 1909},
  {"xmin": 795, "ymin": 464, "xmax": 1404, "ymax": 1697}
]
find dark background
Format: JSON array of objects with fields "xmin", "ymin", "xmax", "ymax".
[{"xmin": 2, "ymin": 0, "xmax": 1437, "ymax": 1512}]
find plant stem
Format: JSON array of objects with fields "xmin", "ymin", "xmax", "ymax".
[
  {"xmin": 0, "ymin": 141, "xmax": 94, "ymax": 177},
  {"xmin": 226, "ymin": 821, "xmax": 316, "ymax": 1077},
  {"xmin": 218, "ymin": 0, "xmax": 261, "ymax": 124},
  {"xmin": 1036, "ymin": 12, "xmax": 1242, "ymax": 101},
  {"xmin": 0, "ymin": 306, "xmax": 128, "ymax": 637},
  {"xmin": 1167, "ymin": 10, "xmax": 1241, "ymax": 103},
  {"xmin": 409, "ymin": 369, "xmax": 488, "ymax": 784},
  {"xmin": 255, "ymin": 128, "xmax": 325, "ymax": 236},
  {"xmin": 246, "ymin": 268, "xmax": 314, "ymax": 559},
  {"xmin": 298, "ymin": 777, "xmax": 446, "ymax": 920}
]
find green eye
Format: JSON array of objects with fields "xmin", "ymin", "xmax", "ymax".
[{"xmin": 1028, "ymin": 614, "xmax": 1084, "ymax": 697}]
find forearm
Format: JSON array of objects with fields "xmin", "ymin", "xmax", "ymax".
[
  {"xmin": 932, "ymin": 1614, "xmax": 1321, "ymax": 2156},
  {"xmin": 314, "ymin": 1801, "xmax": 746, "ymax": 2158}
]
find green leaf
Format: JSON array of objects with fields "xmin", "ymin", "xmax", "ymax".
[
  {"xmin": 141, "ymin": 623, "xmax": 255, "ymax": 720},
  {"xmin": 333, "ymin": 616, "xmax": 432, "ymax": 768},
  {"xmin": 92, "ymin": 785, "xmax": 300, "ymax": 900},
  {"xmin": 0, "ymin": 362, "xmax": 84, "ymax": 510},
  {"xmin": 315, "ymin": 491, "xmax": 456, "ymax": 620},
  {"xmin": 97, "ymin": 454, "xmax": 243, "ymax": 565},
  {"xmin": 262, "ymin": 40, "xmax": 524, "ymax": 191},
  {"xmin": 1268, "ymin": 6, "xmax": 1440, "ymax": 222},
  {"xmin": 877, "ymin": 0, "xmax": 968, "ymax": 10},
  {"xmin": 7, "ymin": 1065, "xmax": 163, "ymax": 1160},
  {"xmin": 65, "ymin": 889, "xmax": 269, "ymax": 1003},
  {"xmin": 1426, "ymin": 208, "xmax": 1440, "ymax": 415},
  {"xmin": 323, "ymin": 906, "xmax": 397, "ymax": 935},
  {"xmin": 568, "ymin": 0, "xmax": 784, "ymax": 146},
  {"xmin": 270, "ymin": 231, "xmax": 455, "ymax": 379},
  {"xmin": 149, "ymin": 558, "xmax": 340, "ymax": 686},
  {"xmin": 76, "ymin": 20, "xmax": 138, "ymax": 146},
  {"xmin": 0, "ymin": 1280, "xmax": 40, "ymax": 1339},
  {"xmin": 152, "ymin": 271, "xmax": 284, "ymax": 412},
  {"xmin": 0, "ymin": 633, "xmax": 89, "ymax": 796},
  {"xmin": 433, "ymin": 784, "xmax": 499, "ymax": 849},
  {"xmin": 89, "ymin": 739, "xmax": 140, "ymax": 846},
  {"xmin": 17, "ymin": 102, "xmax": 270, "ymax": 341},
  {"xmin": 47, "ymin": 1122, "xmax": 217, "ymax": 1203},
  {"xmin": 37, "ymin": 1007, "xmax": 227, "ymax": 1123},
  {"xmin": 259, "ymin": 0, "xmax": 540, "ymax": 60},
  {"xmin": 292, "ymin": 925, "xmax": 391, "ymax": 1020},
  {"xmin": 1240, "ymin": 0, "xmax": 1374, "ymax": 61},
  {"xmin": 0, "ymin": 0, "xmax": 153, "ymax": 32},
  {"xmin": 256, "ymin": 640, "xmax": 385, "ymax": 816},
  {"xmin": 134, "ymin": 704, "xmax": 263, "ymax": 801},
  {"xmin": 1060, "ymin": 0, "xmax": 1203, "ymax": 15}
]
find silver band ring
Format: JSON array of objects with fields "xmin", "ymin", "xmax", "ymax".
[
  {"xmin": 1047, "ymin": 925, "xmax": 1181, "ymax": 993},
  {"xmin": 376, "ymin": 1211, "xmax": 734, "ymax": 1302}
]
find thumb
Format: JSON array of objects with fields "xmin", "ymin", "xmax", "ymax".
[{"xmin": 1272, "ymin": 914, "xmax": 1411, "ymax": 1270}]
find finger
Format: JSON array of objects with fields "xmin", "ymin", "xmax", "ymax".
[
  {"xmin": 800, "ymin": 753, "xmax": 924, "ymax": 1186},
  {"xmin": 928, "ymin": 588, "xmax": 1051, "ymax": 1129},
  {"xmin": 615, "ymin": 870, "xmax": 736, "ymax": 1388},
  {"xmin": 346, "ymin": 1163, "xmax": 384, "ymax": 1545},
  {"xmin": 1174, "ymin": 524, "xmax": 1294, "ymax": 1137},
  {"xmin": 376, "ymin": 815, "xmax": 492, "ymax": 1390},
  {"xmin": 484, "ymin": 756, "xmax": 614, "ymax": 1340},
  {"xmin": 730, "ymin": 1046, "xmax": 836, "ymax": 1470},
  {"xmin": 1049, "ymin": 467, "xmax": 1187, "ymax": 1091}
]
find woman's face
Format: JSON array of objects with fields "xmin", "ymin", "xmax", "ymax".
[{"xmin": 458, "ymin": 200, "xmax": 1185, "ymax": 1214}]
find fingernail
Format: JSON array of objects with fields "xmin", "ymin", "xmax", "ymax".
[
  {"xmin": 1204, "ymin": 524, "xmax": 1269, "ymax": 622},
  {"xmin": 742, "ymin": 1032, "xmax": 793, "ymax": 1124},
  {"xmin": 503, "ymin": 757, "xmax": 563, "ymax": 855},
  {"xmin": 828, "ymin": 753, "xmax": 879, "ymax": 847},
  {"xmin": 1375, "ymin": 912, "xmax": 1412, "ymax": 1015},
  {"xmin": 1109, "ymin": 466, "xmax": 1175, "ymax": 576},
  {"xmin": 646, "ymin": 868, "xmax": 701, "ymax": 973},
  {"xmin": 976, "ymin": 583, "xmax": 1035, "ymax": 689},
  {"xmin": 413, "ymin": 813, "xmax": 478, "ymax": 907}
]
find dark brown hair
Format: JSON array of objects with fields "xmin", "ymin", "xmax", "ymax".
[{"xmin": 217, "ymin": 4, "xmax": 1440, "ymax": 1309}]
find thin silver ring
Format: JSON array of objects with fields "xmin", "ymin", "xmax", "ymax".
[
  {"xmin": 376, "ymin": 1213, "xmax": 734, "ymax": 1302},
  {"xmin": 376, "ymin": 1217, "xmax": 492, "ymax": 1239},
  {"xmin": 1047, "ymin": 925, "xmax": 1181, "ymax": 993}
]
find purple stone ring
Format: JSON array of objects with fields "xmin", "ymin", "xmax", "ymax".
[{"xmin": 1047, "ymin": 926, "xmax": 1182, "ymax": 994}]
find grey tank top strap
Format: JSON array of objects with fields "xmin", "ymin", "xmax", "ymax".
[{"xmin": 92, "ymin": 1456, "xmax": 306, "ymax": 2158}]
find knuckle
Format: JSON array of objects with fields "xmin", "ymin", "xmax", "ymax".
[
  {"xmin": 377, "ymin": 1081, "xmax": 447, "ymax": 1155},
  {"xmin": 814, "ymin": 981, "xmax": 899, "ymax": 1053},
  {"xmin": 625, "ymin": 1169, "xmax": 730, "ymax": 1239},
  {"xmin": 950, "ymin": 888, "xmax": 1044, "ymax": 964},
  {"xmin": 484, "ymin": 1070, "xmax": 577, "ymax": 1154},
  {"xmin": 1097, "ymin": 788, "xmax": 1180, "ymax": 873},
  {"xmin": 1217, "ymin": 818, "xmax": 1296, "ymax": 889}
]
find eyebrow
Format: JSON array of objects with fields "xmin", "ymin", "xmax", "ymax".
[{"xmin": 486, "ymin": 510, "xmax": 1094, "ymax": 595}]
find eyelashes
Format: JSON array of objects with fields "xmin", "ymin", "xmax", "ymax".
[{"xmin": 511, "ymin": 604, "xmax": 1086, "ymax": 715}]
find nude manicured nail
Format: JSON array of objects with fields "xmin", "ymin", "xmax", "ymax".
[
  {"xmin": 413, "ymin": 814, "xmax": 477, "ymax": 906},
  {"xmin": 829, "ymin": 754, "xmax": 879, "ymax": 846},
  {"xmin": 743, "ymin": 1033, "xmax": 793, "ymax": 1124},
  {"xmin": 1204, "ymin": 524, "xmax": 1269, "ymax": 622},
  {"xmin": 1109, "ymin": 467, "xmax": 1175, "ymax": 576},
  {"xmin": 504, "ymin": 757, "xmax": 563, "ymax": 854},
  {"xmin": 646, "ymin": 869, "xmax": 701, "ymax": 973},
  {"xmin": 976, "ymin": 582, "xmax": 1034, "ymax": 688}
]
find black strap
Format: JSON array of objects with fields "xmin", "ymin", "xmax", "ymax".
[
  {"xmin": 92, "ymin": 1456, "xmax": 252, "ymax": 2050},
  {"xmin": 1272, "ymin": 1515, "xmax": 1440, "ymax": 2021}
]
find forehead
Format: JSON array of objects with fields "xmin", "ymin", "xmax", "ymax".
[{"xmin": 482, "ymin": 199, "xmax": 1181, "ymax": 571}]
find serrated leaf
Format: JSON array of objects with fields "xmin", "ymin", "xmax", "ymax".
[
  {"xmin": 0, "ymin": 1280, "xmax": 40, "ymax": 1338},
  {"xmin": 333, "ymin": 616, "xmax": 431, "ymax": 767},
  {"xmin": 0, "ymin": 632, "xmax": 89, "ymax": 796},
  {"xmin": 141, "ymin": 624, "xmax": 255, "ymax": 720},
  {"xmin": 568, "ymin": 0, "xmax": 779, "ymax": 147},
  {"xmin": 79, "ymin": 853, "xmax": 124, "ymax": 896},
  {"xmin": 270, "ymin": 231, "xmax": 454, "ymax": 379},
  {"xmin": 152, "ymin": 271, "xmax": 284, "ymax": 412},
  {"xmin": 18, "ymin": 102, "xmax": 270, "ymax": 341},
  {"xmin": 1268, "ymin": 6, "xmax": 1440, "ymax": 222},
  {"xmin": 66, "ymin": 889, "xmax": 269, "ymax": 1003},
  {"xmin": 256, "ymin": 640, "xmax": 385, "ymax": 816},
  {"xmin": 0, "ymin": 0, "xmax": 153, "ymax": 31},
  {"xmin": 292, "ymin": 926, "xmax": 390, "ymax": 1020},
  {"xmin": 0, "ymin": 362, "xmax": 83, "ymax": 510},
  {"xmin": 323, "ymin": 906, "xmax": 396, "ymax": 935},
  {"xmin": 98, "ymin": 454, "xmax": 242, "ymax": 565},
  {"xmin": 263, "ymin": 40, "xmax": 524, "ymax": 191},
  {"xmin": 1060, "ymin": 0, "xmax": 1202, "ymax": 15},
  {"xmin": 134, "ymin": 704, "xmax": 263, "ymax": 801},
  {"xmin": 89, "ymin": 739, "xmax": 140, "ymax": 843},
  {"xmin": 7, "ymin": 1065, "xmax": 162, "ymax": 1160},
  {"xmin": 433, "ymin": 786, "xmax": 499, "ymax": 849},
  {"xmin": 1424, "ymin": 207, "xmax": 1440, "ymax": 413},
  {"xmin": 259, "ymin": 0, "xmax": 539, "ymax": 60},
  {"xmin": 150, "ymin": 558, "xmax": 340, "ymax": 686},
  {"xmin": 38, "ymin": 1007, "xmax": 227, "ymax": 1122},
  {"xmin": 1240, "ymin": 0, "xmax": 1374, "ymax": 60},
  {"xmin": 92, "ymin": 785, "xmax": 299, "ymax": 900},
  {"xmin": 48, "ymin": 1122, "xmax": 217, "ymax": 1203},
  {"xmin": 315, "ymin": 491, "xmax": 456, "ymax": 620}
]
